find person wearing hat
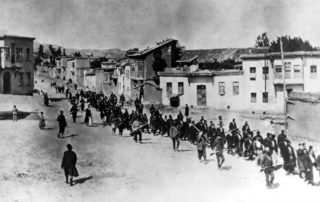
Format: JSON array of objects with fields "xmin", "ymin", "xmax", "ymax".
[
  {"xmin": 61, "ymin": 144, "xmax": 79, "ymax": 186},
  {"xmin": 57, "ymin": 110, "xmax": 67, "ymax": 138},
  {"xmin": 261, "ymin": 147, "xmax": 275, "ymax": 188}
]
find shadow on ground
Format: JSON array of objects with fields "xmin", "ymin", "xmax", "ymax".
[
  {"xmin": 0, "ymin": 111, "xmax": 31, "ymax": 120},
  {"xmin": 73, "ymin": 176, "xmax": 93, "ymax": 185}
]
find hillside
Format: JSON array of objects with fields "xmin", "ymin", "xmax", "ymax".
[{"xmin": 33, "ymin": 41, "xmax": 126, "ymax": 58}]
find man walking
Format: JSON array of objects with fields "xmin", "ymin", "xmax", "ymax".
[
  {"xmin": 61, "ymin": 144, "xmax": 79, "ymax": 186},
  {"xmin": 70, "ymin": 103, "xmax": 78, "ymax": 123},
  {"xmin": 57, "ymin": 111, "xmax": 67, "ymax": 138},
  {"xmin": 212, "ymin": 134, "xmax": 225, "ymax": 168},
  {"xmin": 261, "ymin": 147, "xmax": 275, "ymax": 188},
  {"xmin": 170, "ymin": 120, "xmax": 181, "ymax": 152}
]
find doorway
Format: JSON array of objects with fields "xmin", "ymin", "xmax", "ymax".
[
  {"xmin": 197, "ymin": 85, "xmax": 206, "ymax": 106},
  {"xmin": 3, "ymin": 71, "xmax": 11, "ymax": 94}
]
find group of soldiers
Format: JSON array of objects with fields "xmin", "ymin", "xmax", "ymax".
[{"xmin": 50, "ymin": 82, "xmax": 320, "ymax": 188}]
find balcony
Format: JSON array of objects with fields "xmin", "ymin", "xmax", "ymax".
[
  {"xmin": 273, "ymin": 73, "xmax": 303, "ymax": 84},
  {"xmin": 130, "ymin": 71, "xmax": 144, "ymax": 80}
]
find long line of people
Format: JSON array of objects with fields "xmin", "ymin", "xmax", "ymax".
[{"xmin": 51, "ymin": 82, "xmax": 320, "ymax": 187}]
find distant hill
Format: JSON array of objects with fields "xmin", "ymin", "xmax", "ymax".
[
  {"xmin": 181, "ymin": 47, "xmax": 269, "ymax": 63},
  {"xmin": 33, "ymin": 41, "xmax": 126, "ymax": 58}
]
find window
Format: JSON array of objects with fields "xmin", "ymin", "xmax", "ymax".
[
  {"xmin": 233, "ymin": 82, "xmax": 239, "ymax": 95},
  {"xmin": 285, "ymin": 62, "xmax": 291, "ymax": 79},
  {"xmin": 274, "ymin": 65, "xmax": 283, "ymax": 79},
  {"xmin": 10, "ymin": 43, "xmax": 16, "ymax": 64},
  {"xmin": 311, "ymin": 65, "xmax": 317, "ymax": 79},
  {"xmin": 166, "ymin": 82, "xmax": 172, "ymax": 96},
  {"xmin": 71, "ymin": 71, "xmax": 75, "ymax": 76},
  {"xmin": 294, "ymin": 65, "xmax": 302, "ymax": 79},
  {"xmin": 262, "ymin": 92, "xmax": 268, "ymax": 103},
  {"xmin": 262, "ymin": 66, "xmax": 269, "ymax": 79},
  {"xmin": 219, "ymin": 82, "xmax": 225, "ymax": 95},
  {"xmin": 251, "ymin": 93, "xmax": 257, "ymax": 103},
  {"xmin": 178, "ymin": 82, "xmax": 184, "ymax": 95},
  {"xmin": 26, "ymin": 72, "xmax": 31, "ymax": 86},
  {"xmin": 16, "ymin": 48, "xmax": 23, "ymax": 62},
  {"xmin": 72, "ymin": 62, "xmax": 75, "ymax": 68},
  {"xmin": 18, "ymin": 72, "xmax": 24, "ymax": 86},
  {"xmin": 249, "ymin": 67, "xmax": 256, "ymax": 80},
  {"xmin": 26, "ymin": 48, "xmax": 30, "ymax": 61},
  {"xmin": 5, "ymin": 48, "xmax": 10, "ymax": 61}
]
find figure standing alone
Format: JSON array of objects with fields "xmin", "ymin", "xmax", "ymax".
[
  {"xmin": 57, "ymin": 111, "xmax": 67, "ymax": 138},
  {"xmin": 12, "ymin": 105, "xmax": 18, "ymax": 121},
  {"xmin": 61, "ymin": 144, "xmax": 79, "ymax": 186}
]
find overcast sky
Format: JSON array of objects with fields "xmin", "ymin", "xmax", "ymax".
[{"xmin": 1, "ymin": 0, "xmax": 320, "ymax": 50}]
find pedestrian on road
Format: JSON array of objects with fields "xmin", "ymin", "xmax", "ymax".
[
  {"xmin": 12, "ymin": 105, "xmax": 18, "ymax": 121},
  {"xmin": 84, "ymin": 105, "xmax": 92, "ymax": 126},
  {"xmin": 261, "ymin": 147, "xmax": 275, "ymax": 188},
  {"xmin": 39, "ymin": 111, "xmax": 46, "ymax": 129},
  {"xmin": 170, "ymin": 120, "xmax": 181, "ymax": 152},
  {"xmin": 70, "ymin": 103, "xmax": 78, "ymax": 123},
  {"xmin": 212, "ymin": 134, "xmax": 225, "ymax": 168},
  {"xmin": 184, "ymin": 104, "xmax": 189, "ymax": 118},
  {"xmin": 57, "ymin": 111, "xmax": 67, "ymax": 138},
  {"xmin": 61, "ymin": 144, "xmax": 79, "ymax": 186}
]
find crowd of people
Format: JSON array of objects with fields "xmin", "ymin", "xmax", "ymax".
[{"xmin": 45, "ymin": 81, "xmax": 320, "ymax": 188}]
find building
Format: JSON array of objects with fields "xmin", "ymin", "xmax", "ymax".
[
  {"xmin": 0, "ymin": 35, "xmax": 35, "ymax": 95},
  {"xmin": 127, "ymin": 38, "xmax": 180, "ymax": 103},
  {"xmin": 159, "ymin": 51, "xmax": 320, "ymax": 114},
  {"xmin": 159, "ymin": 66, "xmax": 244, "ymax": 110},
  {"xmin": 66, "ymin": 57, "xmax": 90, "ymax": 84},
  {"xmin": 55, "ymin": 56, "xmax": 72, "ymax": 80}
]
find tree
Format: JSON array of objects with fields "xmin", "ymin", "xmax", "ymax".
[
  {"xmin": 56, "ymin": 47, "xmax": 62, "ymax": 56},
  {"xmin": 255, "ymin": 32, "xmax": 270, "ymax": 48},
  {"xmin": 38, "ymin": 44, "xmax": 44, "ymax": 58},
  {"xmin": 269, "ymin": 35, "xmax": 316, "ymax": 52},
  {"xmin": 62, "ymin": 48, "xmax": 66, "ymax": 56},
  {"xmin": 74, "ymin": 51, "xmax": 81, "ymax": 57}
]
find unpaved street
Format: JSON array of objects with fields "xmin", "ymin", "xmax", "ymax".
[{"xmin": 0, "ymin": 76, "xmax": 319, "ymax": 202}]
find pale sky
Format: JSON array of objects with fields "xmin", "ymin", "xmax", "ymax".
[{"xmin": 1, "ymin": 0, "xmax": 320, "ymax": 50}]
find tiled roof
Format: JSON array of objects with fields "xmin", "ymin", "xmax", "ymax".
[{"xmin": 128, "ymin": 38, "xmax": 177, "ymax": 58}]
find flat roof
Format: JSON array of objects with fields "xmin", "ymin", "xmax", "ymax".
[
  {"xmin": 240, "ymin": 51, "xmax": 320, "ymax": 60},
  {"xmin": 0, "ymin": 35, "xmax": 35, "ymax": 41},
  {"xmin": 159, "ymin": 69, "xmax": 243, "ymax": 77}
]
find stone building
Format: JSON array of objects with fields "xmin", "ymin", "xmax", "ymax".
[{"xmin": 0, "ymin": 35, "xmax": 35, "ymax": 95}]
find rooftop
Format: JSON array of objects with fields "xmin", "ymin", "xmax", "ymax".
[
  {"xmin": 0, "ymin": 35, "xmax": 35, "ymax": 41},
  {"xmin": 158, "ymin": 68, "xmax": 243, "ymax": 77},
  {"xmin": 128, "ymin": 38, "xmax": 178, "ymax": 58},
  {"xmin": 240, "ymin": 51, "xmax": 320, "ymax": 60}
]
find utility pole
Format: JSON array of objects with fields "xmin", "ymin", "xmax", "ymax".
[{"xmin": 280, "ymin": 37, "xmax": 288, "ymax": 135}]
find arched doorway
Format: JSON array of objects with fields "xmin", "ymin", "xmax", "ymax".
[{"xmin": 3, "ymin": 71, "xmax": 11, "ymax": 94}]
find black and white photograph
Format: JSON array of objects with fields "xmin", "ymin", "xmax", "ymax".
[{"xmin": 1, "ymin": 0, "xmax": 320, "ymax": 201}]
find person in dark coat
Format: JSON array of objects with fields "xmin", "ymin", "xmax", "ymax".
[
  {"xmin": 61, "ymin": 144, "xmax": 79, "ymax": 186},
  {"xmin": 296, "ymin": 143, "xmax": 305, "ymax": 178},
  {"xmin": 184, "ymin": 104, "xmax": 189, "ymax": 118},
  {"xmin": 177, "ymin": 111, "xmax": 183, "ymax": 122},
  {"xmin": 44, "ymin": 93, "xmax": 49, "ymax": 106},
  {"xmin": 303, "ymin": 145, "xmax": 314, "ymax": 185},
  {"xmin": 84, "ymin": 105, "xmax": 92, "ymax": 126},
  {"xmin": 70, "ymin": 103, "xmax": 78, "ymax": 123},
  {"xmin": 57, "ymin": 111, "xmax": 67, "ymax": 138},
  {"xmin": 282, "ymin": 140, "xmax": 296, "ymax": 174},
  {"xmin": 120, "ymin": 93, "xmax": 126, "ymax": 107}
]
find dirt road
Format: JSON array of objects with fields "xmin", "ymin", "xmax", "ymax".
[{"xmin": 0, "ymin": 76, "xmax": 319, "ymax": 202}]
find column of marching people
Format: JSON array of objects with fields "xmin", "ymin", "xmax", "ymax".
[{"xmin": 39, "ymin": 80, "xmax": 320, "ymax": 188}]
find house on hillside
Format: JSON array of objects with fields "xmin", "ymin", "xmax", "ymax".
[
  {"xmin": 127, "ymin": 38, "xmax": 180, "ymax": 103},
  {"xmin": 66, "ymin": 57, "xmax": 90, "ymax": 84},
  {"xmin": 0, "ymin": 35, "xmax": 35, "ymax": 95}
]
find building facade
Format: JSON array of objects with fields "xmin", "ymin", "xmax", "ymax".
[
  {"xmin": 66, "ymin": 57, "xmax": 90, "ymax": 84},
  {"xmin": 0, "ymin": 35, "xmax": 35, "ymax": 95}
]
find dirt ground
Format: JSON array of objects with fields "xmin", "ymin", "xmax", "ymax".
[{"xmin": 0, "ymin": 75, "xmax": 320, "ymax": 202}]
